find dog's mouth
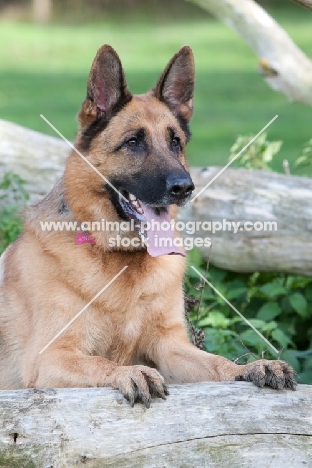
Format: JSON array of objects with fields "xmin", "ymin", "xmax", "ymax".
[
  {"xmin": 118, "ymin": 190, "xmax": 185, "ymax": 257},
  {"xmin": 119, "ymin": 190, "xmax": 150, "ymax": 223}
]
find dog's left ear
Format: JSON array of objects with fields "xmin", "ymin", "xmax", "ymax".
[
  {"xmin": 79, "ymin": 44, "xmax": 132, "ymax": 126},
  {"xmin": 154, "ymin": 45, "xmax": 195, "ymax": 123}
]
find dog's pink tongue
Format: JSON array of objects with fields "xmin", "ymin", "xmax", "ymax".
[{"xmin": 141, "ymin": 204, "xmax": 185, "ymax": 257}]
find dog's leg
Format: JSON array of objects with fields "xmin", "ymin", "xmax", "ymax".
[
  {"xmin": 26, "ymin": 348, "xmax": 168, "ymax": 407},
  {"xmin": 148, "ymin": 327, "xmax": 296, "ymax": 390}
]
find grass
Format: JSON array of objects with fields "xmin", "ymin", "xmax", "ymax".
[{"xmin": 0, "ymin": 6, "xmax": 312, "ymax": 173}]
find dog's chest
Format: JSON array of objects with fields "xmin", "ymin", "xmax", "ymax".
[
  {"xmin": 85, "ymin": 253, "xmax": 185, "ymax": 363},
  {"xmin": 109, "ymin": 318, "xmax": 144, "ymax": 365}
]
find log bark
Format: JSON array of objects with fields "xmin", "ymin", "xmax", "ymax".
[
  {"xmin": 1, "ymin": 119, "xmax": 312, "ymax": 275},
  {"xmin": 182, "ymin": 167, "xmax": 312, "ymax": 275},
  {"xmin": 0, "ymin": 119, "xmax": 68, "ymax": 204},
  {"xmin": 291, "ymin": 0, "xmax": 312, "ymax": 10},
  {"xmin": 186, "ymin": 0, "xmax": 312, "ymax": 106},
  {"xmin": 0, "ymin": 382, "xmax": 311, "ymax": 467}
]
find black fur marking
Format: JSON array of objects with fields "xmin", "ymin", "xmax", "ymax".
[
  {"xmin": 157, "ymin": 100, "xmax": 192, "ymax": 142},
  {"xmin": 105, "ymin": 184, "xmax": 129, "ymax": 221},
  {"xmin": 79, "ymin": 94, "xmax": 133, "ymax": 152},
  {"xmin": 107, "ymin": 162, "xmax": 193, "ymax": 212},
  {"xmin": 154, "ymin": 207, "xmax": 168, "ymax": 216},
  {"xmin": 79, "ymin": 116, "xmax": 109, "ymax": 152},
  {"xmin": 113, "ymin": 127, "xmax": 147, "ymax": 153},
  {"xmin": 105, "ymin": 182, "xmax": 170, "ymax": 225},
  {"xmin": 58, "ymin": 199, "xmax": 70, "ymax": 215},
  {"xmin": 175, "ymin": 114, "xmax": 192, "ymax": 142}
]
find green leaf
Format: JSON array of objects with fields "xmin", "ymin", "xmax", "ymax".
[
  {"xmin": 295, "ymin": 155, "xmax": 307, "ymax": 166},
  {"xmin": 259, "ymin": 283, "xmax": 287, "ymax": 298},
  {"xmin": 257, "ymin": 302, "xmax": 282, "ymax": 321},
  {"xmin": 247, "ymin": 319, "xmax": 266, "ymax": 329},
  {"xmin": 280, "ymin": 349, "xmax": 300, "ymax": 373},
  {"xmin": 187, "ymin": 247, "xmax": 203, "ymax": 268},
  {"xmin": 226, "ymin": 287, "xmax": 248, "ymax": 301},
  {"xmin": 210, "ymin": 268, "xmax": 227, "ymax": 284},
  {"xmin": 202, "ymin": 289, "xmax": 216, "ymax": 300},
  {"xmin": 272, "ymin": 329, "xmax": 292, "ymax": 348},
  {"xmin": 261, "ymin": 321, "xmax": 278, "ymax": 333},
  {"xmin": 299, "ymin": 370, "xmax": 312, "ymax": 385},
  {"xmin": 198, "ymin": 311, "xmax": 230, "ymax": 329},
  {"xmin": 289, "ymin": 293, "xmax": 308, "ymax": 318},
  {"xmin": 304, "ymin": 285, "xmax": 312, "ymax": 301},
  {"xmin": 262, "ymin": 140, "xmax": 282, "ymax": 162},
  {"xmin": 239, "ymin": 329, "xmax": 266, "ymax": 350},
  {"xmin": 295, "ymin": 349, "xmax": 312, "ymax": 358}
]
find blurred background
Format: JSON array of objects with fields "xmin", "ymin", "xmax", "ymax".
[{"xmin": 0, "ymin": 0, "xmax": 312, "ymax": 172}]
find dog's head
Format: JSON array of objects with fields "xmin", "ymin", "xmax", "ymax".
[{"xmin": 64, "ymin": 45, "xmax": 195, "ymax": 254}]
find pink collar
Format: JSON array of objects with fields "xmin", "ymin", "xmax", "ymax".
[{"xmin": 75, "ymin": 232, "xmax": 96, "ymax": 245}]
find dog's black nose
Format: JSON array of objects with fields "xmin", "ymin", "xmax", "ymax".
[{"xmin": 166, "ymin": 174, "xmax": 195, "ymax": 201}]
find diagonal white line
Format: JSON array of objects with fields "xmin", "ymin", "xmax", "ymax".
[
  {"xmin": 39, "ymin": 266, "xmax": 128, "ymax": 355},
  {"xmin": 190, "ymin": 115, "xmax": 278, "ymax": 203},
  {"xmin": 40, "ymin": 114, "xmax": 128, "ymax": 202},
  {"xmin": 191, "ymin": 266, "xmax": 279, "ymax": 355}
]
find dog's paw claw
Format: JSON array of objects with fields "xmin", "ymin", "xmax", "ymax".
[
  {"xmin": 113, "ymin": 365, "xmax": 167, "ymax": 407},
  {"xmin": 242, "ymin": 359, "xmax": 297, "ymax": 390}
]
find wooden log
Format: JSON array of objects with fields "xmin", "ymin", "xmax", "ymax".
[
  {"xmin": 31, "ymin": 0, "xmax": 52, "ymax": 24},
  {"xmin": 0, "ymin": 119, "xmax": 68, "ymax": 204},
  {"xmin": 181, "ymin": 167, "xmax": 312, "ymax": 275},
  {"xmin": 186, "ymin": 0, "xmax": 312, "ymax": 106},
  {"xmin": 1, "ymin": 119, "xmax": 312, "ymax": 275},
  {"xmin": 291, "ymin": 0, "xmax": 312, "ymax": 11},
  {"xmin": 0, "ymin": 382, "xmax": 311, "ymax": 467}
]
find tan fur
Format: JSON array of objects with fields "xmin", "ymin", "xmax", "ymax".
[{"xmin": 0, "ymin": 45, "xmax": 295, "ymax": 405}]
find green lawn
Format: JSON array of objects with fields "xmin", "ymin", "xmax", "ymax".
[{"xmin": 1, "ymin": 7, "xmax": 312, "ymax": 173}]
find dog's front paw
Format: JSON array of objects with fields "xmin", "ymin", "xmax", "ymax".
[
  {"xmin": 111, "ymin": 365, "xmax": 169, "ymax": 407},
  {"xmin": 236, "ymin": 359, "xmax": 297, "ymax": 390}
]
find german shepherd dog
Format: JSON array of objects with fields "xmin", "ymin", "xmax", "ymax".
[{"xmin": 0, "ymin": 45, "xmax": 296, "ymax": 406}]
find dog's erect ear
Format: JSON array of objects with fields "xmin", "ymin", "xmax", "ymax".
[
  {"xmin": 154, "ymin": 45, "xmax": 195, "ymax": 123},
  {"xmin": 79, "ymin": 45, "xmax": 132, "ymax": 125}
]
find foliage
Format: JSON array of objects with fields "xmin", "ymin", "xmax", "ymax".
[
  {"xmin": 188, "ymin": 132, "xmax": 312, "ymax": 384},
  {"xmin": 185, "ymin": 248, "xmax": 312, "ymax": 384},
  {"xmin": 229, "ymin": 132, "xmax": 312, "ymax": 177},
  {"xmin": 229, "ymin": 132, "xmax": 283, "ymax": 171},
  {"xmin": 294, "ymin": 138, "xmax": 312, "ymax": 171},
  {"xmin": 0, "ymin": 172, "xmax": 29, "ymax": 254}
]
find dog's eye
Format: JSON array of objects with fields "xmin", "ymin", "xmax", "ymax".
[
  {"xmin": 172, "ymin": 137, "xmax": 180, "ymax": 149},
  {"xmin": 126, "ymin": 138, "xmax": 139, "ymax": 148}
]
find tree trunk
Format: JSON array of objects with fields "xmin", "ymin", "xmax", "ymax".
[
  {"xmin": 186, "ymin": 0, "xmax": 312, "ymax": 106},
  {"xmin": 32, "ymin": 0, "xmax": 52, "ymax": 24},
  {"xmin": 0, "ymin": 382, "xmax": 311, "ymax": 467},
  {"xmin": 291, "ymin": 0, "xmax": 312, "ymax": 10},
  {"xmin": 1, "ymin": 119, "xmax": 312, "ymax": 275}
]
